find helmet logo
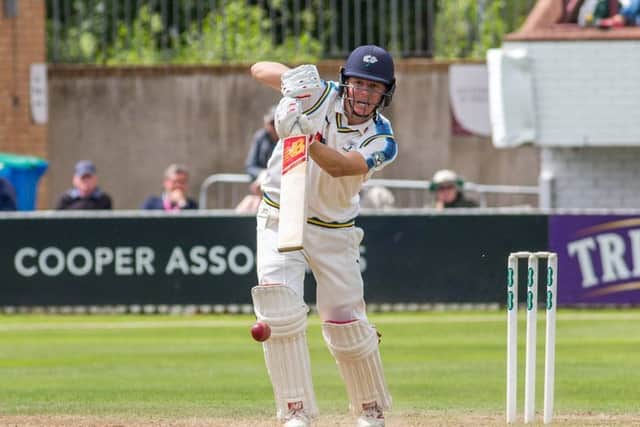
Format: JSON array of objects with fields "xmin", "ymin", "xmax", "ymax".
[{"xmin": 362, "ymin": 55, "xmax": 378, "ymax": 67}]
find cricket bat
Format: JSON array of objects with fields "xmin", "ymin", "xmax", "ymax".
[{"xmin": 277, "ymin": 128, "xmax": 308, "ymax": 253}]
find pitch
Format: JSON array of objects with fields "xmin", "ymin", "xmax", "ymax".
[{"xmin": 0, "ymin": 310, "xmax": 638, "ymax": 426}]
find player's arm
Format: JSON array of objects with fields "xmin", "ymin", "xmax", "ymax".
[
  {"xmin": 252, "ymin": 62, "xmax": 324, "ymax": 105},
  {"xmin": 251, "ymin": 62, "xmax": 290, "ymax": 92},
  {"xmin": 309, "ymin": 143, "xmax": 368, "ymax": 177}
]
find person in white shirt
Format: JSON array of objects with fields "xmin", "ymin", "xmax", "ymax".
[{"xmin": 250, "ymin": 45, "xmax": 397, "ymax": 427}]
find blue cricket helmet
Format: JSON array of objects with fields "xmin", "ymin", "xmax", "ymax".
[{"xmin": 340, "ymin": 45, "xmax": 396, "ymax": 106}]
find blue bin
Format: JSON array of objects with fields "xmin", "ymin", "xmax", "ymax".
[{"xmin": 0, "ymin": 153, "xmax": 48, "ymax": 211}]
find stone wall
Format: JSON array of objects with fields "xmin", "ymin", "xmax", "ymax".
[{"xmin": 47, "ymin": 62, "xmax": 539, "ymax": 209}]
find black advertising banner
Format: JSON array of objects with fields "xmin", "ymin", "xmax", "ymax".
[
  {"xmin": 0, "ymin": 215, "xmax": 257, "ymax": 306},
  {"xmin": 0, "ymin": 213, "xmax": 548, "ymax": 306},
  {"xmin": 359, "ymin": 214, "xmax": 548, "ymax": 302}
]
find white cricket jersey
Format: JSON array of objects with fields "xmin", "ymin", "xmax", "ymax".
[{"xmin": 261, "ymin": 81, "xmax": 398, "ymax": 224}]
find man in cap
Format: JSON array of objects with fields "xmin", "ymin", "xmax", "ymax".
[
  {"xmin": 56, "ymin": 160, "xmax": 113, "ymax": 210},
  {"xmin": 429, "ymin": 169, "xmax": 478, "ymax": 210}
]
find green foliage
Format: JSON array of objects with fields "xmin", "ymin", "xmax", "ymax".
[
  {"xmin": 47, "ymin": 0, "xmax": 108, "ymax": 63},
  {"xmin": 48, "ymin": 0, "xmax": 322, "ymax": 65},
  {"xmin": 104, "ymin": 6, "xmax": 165, "ymax": 65},
  {"xmin": 47, "ymin": 0, "xmax": 534, "ymax": 63},
  {"xmin": 173, "ymin": 1, "xmax": 321, "ymax": 65},
  {"xmin": 434, "ymin": 0, "xmax": 532, "ymax": 59}
]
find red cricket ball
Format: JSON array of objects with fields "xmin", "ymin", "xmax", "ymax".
[{"xmin": 251, "ymin": 321, "xmax": 271, "ymax": 342}]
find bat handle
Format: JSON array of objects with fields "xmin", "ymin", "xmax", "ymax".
[
  {"xmin": 291, "ymin": 119, "xmax": 303, "ymax": 135},
  {"xmin": 290, "ymin": 99, "xmax": 305, "ymax": 135}
]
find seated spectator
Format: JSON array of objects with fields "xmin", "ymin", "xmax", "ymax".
[
  {"xmin": 429, "ymin": 169, "xmax": 479, "ymax": 210},
  {"xmin": 0, "ymin": 177, "xmax": 17, "ymax": 211},
  {"xmin": 56, "ymin": 160, "xmax": 112, "ymax": 210},
  {"xmin": 142, "ymin": 164, "xmax": 198, "ymax": 211},
  {"xmin": 620, "ymin": 0, "xmax": 640, "ymax": 25},
  {"xmin": 578, "ymin": 0, "xmax": 612, "ymax": 26},
  {"xmin": 599, "ymin": 0, "xmax": 640, "ymax": 27},
  {"xmin": 576, "ymin": 0, "xmax": 640, "ymax": 27}
]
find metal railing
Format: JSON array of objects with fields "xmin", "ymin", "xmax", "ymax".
[
  {"xmin": 199, "ymin": 173, "xmax": 251, "ymax": 210},
  {"xmin": 46, "ymin": 0, "xmax": 536, "ymax": 63},
  {"xmin": 198, "ymin": 173, "xmax": 540, "ymax": 210},
  {"xmin": 47, "ymin": 0, "xmax": 434, "ymax": 63}
]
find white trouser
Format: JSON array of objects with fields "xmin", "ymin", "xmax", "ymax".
[{"xmin": 256, "ymin": 201, "xmax": 366, "ymax": 322}]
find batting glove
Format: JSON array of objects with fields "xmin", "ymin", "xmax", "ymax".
[
  {"xmin": 275, "ymin": 97, "xmax": 313, "ymax": 138},
  {"xmin": 281, "ymin": 64, "xmax": 323, "ymax": 99}
]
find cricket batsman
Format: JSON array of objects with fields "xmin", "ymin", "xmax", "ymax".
[{"xmin": 250, "ymin": 45, "xmax": 398, "ymax": 427}]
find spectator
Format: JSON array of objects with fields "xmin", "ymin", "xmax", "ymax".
[
  {"xmin": 245, "ymin": 105, "xmax": 278, "ymax": 181},
  {"xmin": 142, "ymin": 163, "xmax": 198, "ymax": 211},
  {"xmin": 235, "ymin": 106, "xmax": 278, "ymax": 213},
  {"xmin": 0, "ymin": 177, "xmax": 17, "ymax": 211},
  {"xmin": 599, "ymin": 0, "xmax": 640, "ymax": 27},
  {"xmin": 578, "ymin": 0, "xmax": 607, "ymax": 26},
  {"xmin": 56, "ymin": 160, "xmax": 112, "ymax": 210},
  {"xmin": 620, "ymin": 0, "xmax": 640, "ymax": 25},
  {"xmin": 429, "ymin": 169, "xmax": 478, "ymax": 210}
]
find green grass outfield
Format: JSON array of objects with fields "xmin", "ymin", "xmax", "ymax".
[{"xmin": 0, "ymin": 310, "xmax": 639, "ymax": 426}]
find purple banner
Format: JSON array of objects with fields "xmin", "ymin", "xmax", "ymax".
[{"xmin": 550, "ymin": 215, "xmax": 640, "ymax": 305}]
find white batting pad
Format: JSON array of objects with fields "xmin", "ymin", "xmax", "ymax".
[
  {"xmin": 322, "ymin": 320, "xmax": 392, "ymax": 413},
  {"xmin": 252, "ymin": 285, "xmax": 318, "ymax": 420}
]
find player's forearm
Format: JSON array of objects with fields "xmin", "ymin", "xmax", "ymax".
[
  {"xmin": 251, "ymin": 62, "xmax": 290, "ymax": 92},
  {"xmin": 309, "ymin": 143, "xmax": 368, "ymax": 177}
]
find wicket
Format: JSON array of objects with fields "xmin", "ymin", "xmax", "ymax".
[{"xmin": 506, "ymin": 251, "xmax": 557, "ymax": 424}]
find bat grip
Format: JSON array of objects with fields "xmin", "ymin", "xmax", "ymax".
[
  {"xmin": 289, "ymin": 99, "xmax": 305, "ymax": 135},
  {"xmin": 291, "ymin": 119, "xmax": 303, "ymax": 135}
]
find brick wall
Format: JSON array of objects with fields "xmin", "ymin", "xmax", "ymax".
[
  {"xmin": 541, "ymin": 147, "xmax": 640, "ymax": 209},
  {"xmin": 0, "ymin": 1, "xmax": 48, "ymax": 207},
  {"xmin": 507, "ymin": 40, "xmax": 640, "ymax": 146},
  {"xmin": 504, "ymin": 40, "xmax": 640, "ymax": 208}
]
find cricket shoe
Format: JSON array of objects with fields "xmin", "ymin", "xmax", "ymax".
[
  {"xmin": 356, "ymin": 401, "xmax": 385, "ymax": 427},
  {"xmin": 283, "ymin": 401, "xmax": 311, "ymax": 427}
]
